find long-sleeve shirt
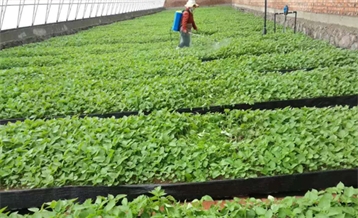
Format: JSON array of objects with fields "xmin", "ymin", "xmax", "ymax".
[{"xmin": 181, "ymin": 9, "xmax": 197, "ymax": 33}]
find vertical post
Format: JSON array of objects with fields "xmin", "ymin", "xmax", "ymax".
[
  {"xmin": 101, "ymin": 0, "xmax": 107, "ymax": 16},
  {"xmin": 114, "ymin": 1, "xmax": 121, "ymax": 14},
  {"xmin": 45, "ymin": 0, "xmax": 53, "ymax": 24},
  {"xmin": 17, "ymin": 0, "xmax": 25, "ymax": 28},
  {"xmin": 105, "ymin": 0, "xmax": 112, "ymax": 15},
  {"xmin": 0, "ymin": 0, "xmax": 9, "ymax": 31},
  {"xmin": 294, "ymin": 11, "xmax": 297, "ymax": 33},
  {"xmin": 95, "ymin": 0, "xmax": 101, "ymax": 17},
  {"xmin": 82, "ymin": 0, "xmax": 90, "ymax": 19},
  {"xmin": 274, "ymin": 13, "xmax": 276, "ymax": 33},
  {"xmin": 32, "ymin": 0, "xmax": 40, "ymax": 26},
  {"xmin": 123, "ymin": 3, "xmax": 127, "ymax": 13},
  {"xmin": 75, "ymin": 0, "xmax": 83, "ymax": 20},
  {"xmin": 263, "ymin": 0, "xmax": 267, "ymax": 35},
  {"xmin": 66, "ymin": 0, "xmax": 74, "ymax": 21},
  {"xmin": 89, "ymin": 0, "xmax": 95, "ymax": 17},
  {"xmin": 111, "ymin": 1, "xmax": 117, "ymax": 15},
  {"xmin": 116, "ymin": 2, "xmax": 122, "ymax": 14},
  {"xmin": 57, "ymin": 0, "xmax": 65, "ymax": 22}
]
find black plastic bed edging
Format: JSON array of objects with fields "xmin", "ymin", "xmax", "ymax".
[
  {"xmin": 0, "ymin": 94, "xmax": 357, "ymax": 126},
  {"xmin": 1, "ymin": 168, "xmax": 357, "ymax": 213},
  {"xmin": 259, "ymin": 67, "xmax": 316, "ymax": 74},
  {"xmin": 0, "ymin": 94, "xmax": 357, "ymax": 125}
]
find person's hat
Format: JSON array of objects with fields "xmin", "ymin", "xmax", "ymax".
[{"xmin": 185, "ymin": 0, "xmax": 199, "ymax": 7}]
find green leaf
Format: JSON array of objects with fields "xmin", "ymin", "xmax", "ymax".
[
  {"xmin": 318, "ymin": 194, "xmax": 332, "ymax": 211},
  {"xmin": 28, "ymin": 208, "xmax": 39, "ymax": 212},
  {"xmin": 104, "ymin": 200, "xmax": 116, "ymax": 212}
]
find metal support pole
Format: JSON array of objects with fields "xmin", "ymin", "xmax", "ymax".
[
  {"xmin": 17, "ymin": 0, "xmax": 25, "ymax": 28},
  {"xmin": 0, "ymin": 0, "xmax": 9, "ymax": 31},
  {"xmin": 110, "ymin": 0, "xmax": 116, "ymax": 14},
  {"xmin": 32, "ymin": 0, "xmax": 40, "ymax": 26},
  {"xmin": 89, "ymin": 0, "xmax": 95, "ymax": 17},
  {"xmin": 101, "ymin": 0, "xmax": 107, "ymax": 16},
  {"xmin": 263, "ymin": 0, "xmax": 267, "ymax": 35},
  {"xmin": 82, "ymin": 0, "xmax": 90, "ymax": 19},
  {"xmin": 74, "ymin": 0, "xmax": 83, "ymax": 20},
  {"xmin": 294, "ymin": 11, "xmax": 297, "ymax": 33},
  {"xmin": 95, "ymin": 0, "xmax": 101, "ymax": 17},
  {"xmin": 45, "ymin": 0, "xmax": 53, "ymax": 24},
  {"xmin": 105, "ymin": 0, "xmax": 112, "ymax": 15},
  {"xmin": 125, "ymin": 3, "xmax": 128, "ymax": 13},
  {"xmin": 66, "ymin": 0, "xmax": 75, "ymax": 21},
  {"xmin": 57, "ymin": 0, "xmax": 65, "ymax": 22},
  {"xmin": 274, "ymin": 13, "xmax": 276, "ymax": 33},
  {"xmin": 114, "ymin": 1, "xmax": 121, "ymax": 14}
]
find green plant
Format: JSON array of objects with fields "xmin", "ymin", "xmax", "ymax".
[
  {"xmin": 0, "ymin": 7, "xmax": 357, "ymax": 119},
  {"xmin": 1, "ymin": 106, "xmax": 357, "ymax": 189},
  {"xmin": 2, "ymin": 183, "xmax": 358, "ymax": 217}
]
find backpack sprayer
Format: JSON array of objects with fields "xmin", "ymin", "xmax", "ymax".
[
  {"xmin": 168, "ymin": 10, "xmax": 219, "ymax": 48},
  {"xmin": 172, "ymin": 10, "xmax": 184, "ymax": 32},
  {"xmin": 169, "ymin": 10, "xmax": 184, "ymax": 46}
]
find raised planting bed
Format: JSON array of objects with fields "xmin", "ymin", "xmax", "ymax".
[
  {"xmin": 0, "ymin": 94, "xmax": 356, "ymax": 125},
  {"xmin": 1, "ymin": 106, "xmax": 357, "ymax": 189},
  {"xmin": 1, "ymin": 182, "xmax": 358, "ymax": 217},
  {"xmin": 1, "ymin": 7, "xmax": 357, "ymax": 119},
  {"xmin": 1, "ymin": 63, "xmax": 357, "ymax": 120},
  {"xmin": 1, "ymin": 5, "xmax": 358, "ymax": 217}
]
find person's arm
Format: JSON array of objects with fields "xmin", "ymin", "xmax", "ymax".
[{"xmin": 181, "ymin": 11, "xmax": 189, "ymax": 33}]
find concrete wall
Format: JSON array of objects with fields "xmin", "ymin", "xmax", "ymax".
[
  {"xmin": 0, "ymin": 8, "xmax": 164, "ymax": 50},
  {"xmin": 164, "ymin": 0, "xmax": 231, "ymax": 8}
]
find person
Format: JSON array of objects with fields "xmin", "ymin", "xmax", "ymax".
[{"xmin": 177, "ymin": 0, "xmax": 199, "ymax": 49}]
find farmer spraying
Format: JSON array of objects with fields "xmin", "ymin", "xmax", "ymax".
[{"xmin": 177, "ymin": 0, "xmax": 199, "ymax": 48}]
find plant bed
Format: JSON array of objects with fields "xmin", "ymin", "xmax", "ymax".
[
  {"xmin": 0, "ymin": 94, "xmax": 356, "ymax": 125},
  {"xmin": 1, "ymin": 8, "xmax": 358, "ymax": 119},
  {"xmin": 1, "ymin": 168, "xmax": 357, "ymax": 212},
  {"xmin": 1, "ymin": 107, "xmax": 357, "ymax": 189},
  {"xmin": 1, "ymin": 6, "xmax": 358, "ymax": 217},
  {"xmin": 2, "ymin": 183, "xmax": 358, "ymax": 217}
]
